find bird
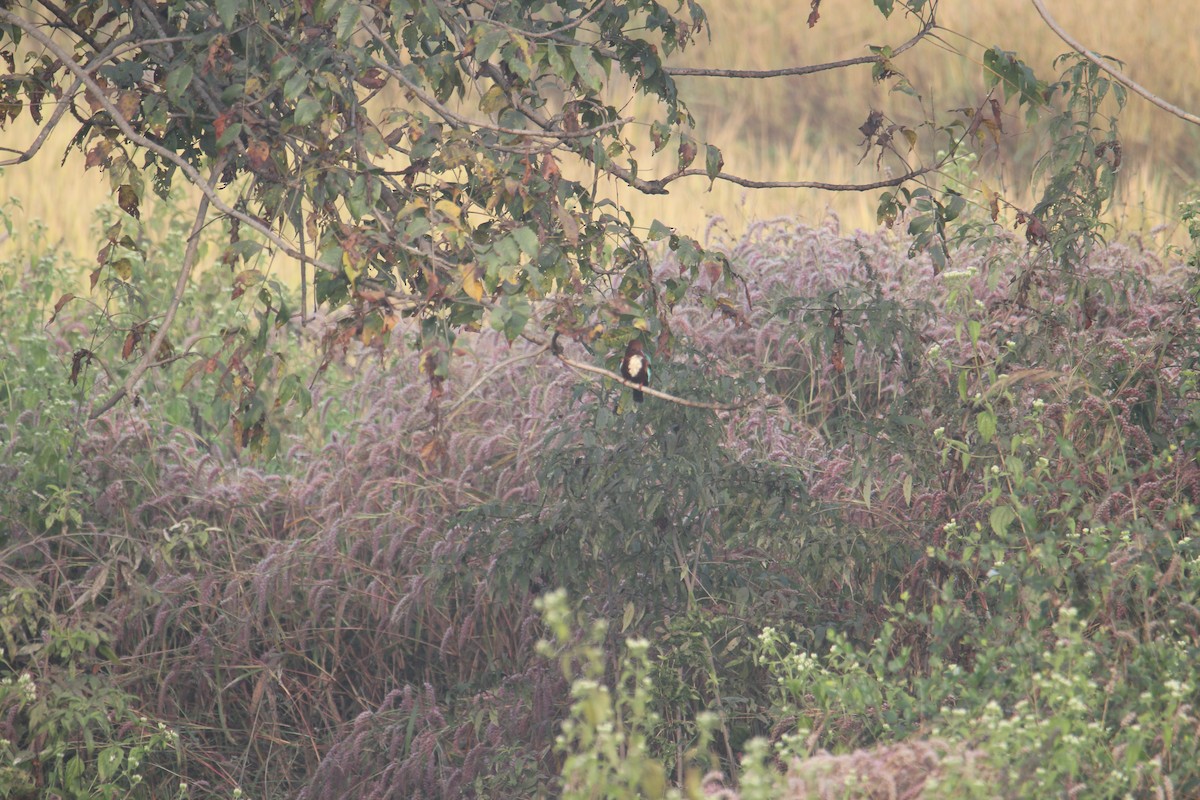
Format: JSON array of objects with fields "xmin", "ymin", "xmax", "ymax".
[{"xmin": 620, "ymin": 339, "xmax": 649, "ymax": 402}]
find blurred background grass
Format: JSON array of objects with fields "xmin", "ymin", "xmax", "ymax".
[{"xmin": 1, "ymin": 0, "xmax": 1196, "ymax": 261}]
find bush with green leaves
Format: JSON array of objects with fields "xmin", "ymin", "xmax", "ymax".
[
  {"xmin": 3, "ymin": 179, "xmax": 1199, "ymax": 799},
  {"xmin": 0, "ymin": 587, "xmax": 183, "ymax": 800}
]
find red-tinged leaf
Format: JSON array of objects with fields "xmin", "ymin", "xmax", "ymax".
[
  {"xmin": 246, "ymin": 139, "xmax": 270, "ymax": 169},
  {"xmin": 115, "ymin": 89, "xmax": 141, "ymax": 122},
  {"xmin": 28, "ymin": 86, "xmax": 44, "ymax": 125},
  {"xmin": 650, "ymin": 120, "xmax": 669, "ymax": 153},
  {"xmin": 831, "ymin": 340, "xmax": 845, "ymax": 373},
  {"xmin": 49, "ymin": 293, "xmax": 76, "ymax": 324},
  {"xmin": 678, "ymin": 136, "xmax": 697, "ymax": 170},
  {"xmin": 180, "ymin": 358, "xmax": 206, "ymax": 389},
  {"xmin": 356, "ymin": 68, "xmax": 386, "ymax": 89},
  {"xmin": 85, "ymin": 140, "xmax": 112, "ymax": 170},
  {"xmin": 562, "ymin": 103, "xmax": 579, "ymax": 133},
  {"xmin": 989, "ymin": 98, "xmax": 1004, "ymax": 133},
  {"xmin": 808, "ymin": 0, "xmax": 822, "ymax": 27},
  {"xmin": 122, "ymin": 330, "xmax": 138, "ymax": 360},
  {"xmin": 213, "ymin": 109, "xmax": 233, "ymax": 140},
  {"xmin": 86, "ymin": 76, "xmax": 112, "ymax": 113},
  {"xmin": 418, "ymin": 434, "xmax": 446, "ymax": 465},
  {"xmin": 118, "ymin": 184, "xmax": 140, "ymax": 219},
  {"xmin": 859, "ymin": 109, "xmax": 884, "ymax": 141},
  {"xmin": 89, "ymin": 268, "xmax": 102, "ymax": 290},
  {"xmin": 205, "ymin": 34, "xmax": 232, "ymax": 76}
]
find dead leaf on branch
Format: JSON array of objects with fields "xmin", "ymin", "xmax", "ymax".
[
  {"xmin": 69, "ymin": 348, "xmax": 94, "ymax": 385},
  {"xmin": 49, "ymin": 293, "xmax": 76, "ymax": 324},
  {"xmin": 808, "ymin": 0, "xmax": 822, "ymax": 27}
]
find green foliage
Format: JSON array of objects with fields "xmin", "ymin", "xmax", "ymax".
[
  {"xmin": 539, "ymin": 589, "xmax": 719, "ymax": 800},
  {"xmin": 0, "ymin": 210, "xmax": 88, "ymax": 539},
  {"xmin": 0, "ymin": 590, "xmax": 181, "ymax": 800},
  {"xmin": 0, "ymin": 0, "xmax": 729, "ymax": 436},
  {"xmin": 1028, "ymin": 53, "xmax": 1127, "ymax": 268}
]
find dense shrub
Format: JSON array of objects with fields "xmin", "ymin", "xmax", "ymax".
[{"xmin": 2, "ymin": 201, "xmax": 1198, "ymax": 798}]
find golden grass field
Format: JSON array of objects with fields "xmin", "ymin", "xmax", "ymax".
[{"xmin": 1, "ymin": 0, "xmax": 1196, "ymax": 264}]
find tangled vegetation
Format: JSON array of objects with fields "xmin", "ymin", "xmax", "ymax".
[
  {"xmin": 2, "ymin": 195, "xmax": 1199, "ymax": 797},
  {"xmin": 3, "ymin": 1, "xmax": 1200, "ymax": 799}
]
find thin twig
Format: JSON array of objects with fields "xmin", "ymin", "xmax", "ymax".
[
  {"xmin": 1032, "ymin": 0, "xmax": 1200, "ymax": 127},
  {"xmin": 553, "ymin": 351, "xmax": 766, "ymax": 411},
  {"xmin": 89, "ymin": 158, "xmax": 225, "ymax": 418},
  {"xmin": 667, "ymin": 165, "xmax": 936, "ymax": 192},
  {"xmin": 0, "ymin": 9, "xmax": 342, "ymax": 276},
  {"xmin": 664, "ymin": 14, "xmax": 936, "ymax": 78},
  {"xmin": 0, "ymin": 34, "xmax": 134, "ymax": 167},
  {"xmin": 362, "ymin": 18, "xmax": 631, "ymax": 139},
  {"xmin": 464, "ymin": 0, "xmax": 607, "ymax": 41}
]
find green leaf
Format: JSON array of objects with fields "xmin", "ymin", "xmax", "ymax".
[
  {"xmin": 674, "ymin": 236, "xmax": 701, "ymax": 267},
  {"xmin": 215, "ymin": 120, "xmax": 243, "ymax": 148},
  {"xmin": 705, "ymin": 144, "xmax": 724, "ymax": 182},
  {"xmin": 504, "ymin": 295, "xmax": 531, "ymax": 339},
  {"xmin": 165, "ymin": 63, "xmax": 193, "ymax": 103},
  {"xmin": 512, "ymin": 226, "xmax": 538, "ymax": 258},
  {"xmin": 215, "ymin": 0, "xmax": 240, "ymax": 29},
  {"xmin": 647, "ymin": 219, "xmax": 672, "ymax": 241},
  {"xmin": 873, "ymin": 0, "xmax": 895, "ymax": 16},
  {"xmin": 968, "ymin": 319, "xmax": 981, "ymax": 345},
  {"xmin": 474, "ymin": 27, "xmax": 508, "ymax": 62},
  {"xmin": 976, "ymin": 409, "xmax": 997, "ymax": 444},
  {"xmin": 989, "ymin": 505, "xmax": 1016, "ymax": 537},
  {"xmin": 336, "ymin": 1, "xmax": 361, "ymax": 43},
  {"xmin": 293, "ymin": 97, "xmax": 321, "ymax": 126},
  {"xmin": 569, "ymin": 46, "xmax": 601, "ymax": 93},
  {"xmin": 283, "ymin": 70, "xmax": 309, "ymax": 102}
]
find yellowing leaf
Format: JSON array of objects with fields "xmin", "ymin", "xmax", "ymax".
[
  {"xmin": 115, "ymin": 90, "xmax": 141, "ymax": 122},
  {"xmin": 434, "ymin": 199, "xmax": 461, "ymax": 222},
  {"xmin": 461, "ymin": 262, "xmax": 484, "ymax": 301},
  {"xmin": 479, "ymin": 85, "xmax": 509, "ymax": 114},
  {"xmin": 112, "ymin": 257, "xmax": 133, "ymax": 282},
  {"xmin": 342, "ymin": 250, "xmax": 361, "ymax": 286}
]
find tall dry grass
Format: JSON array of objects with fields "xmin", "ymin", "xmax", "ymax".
[{"xmin": 0, "ymin": 0, "xmax": 1195, "ymax": 262}]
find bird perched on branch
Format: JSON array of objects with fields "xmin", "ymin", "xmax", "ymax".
[{"xmin": 620, "ymin": 339, "xmax": 649, "ymax": 402}]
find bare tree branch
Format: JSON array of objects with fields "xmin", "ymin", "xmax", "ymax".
[
  {"xmin": 667, "ymin": 165, "xmax": 937, "ymax": 192},
  {"xmin": 663, "ymin": 13, "xmax": 937, "ymax": 78},
  {"xmin": 546, "ymin": 343, "xmax": 768, "ymax": 411},
  {"xmin": 1032, "ymin": 0, "xmax": 1200, "ymax": 127}
]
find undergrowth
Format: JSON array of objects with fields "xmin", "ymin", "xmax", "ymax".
[{"xmin": 2, "ymin": 198, "xmax": 1199, "ymax": 798}]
